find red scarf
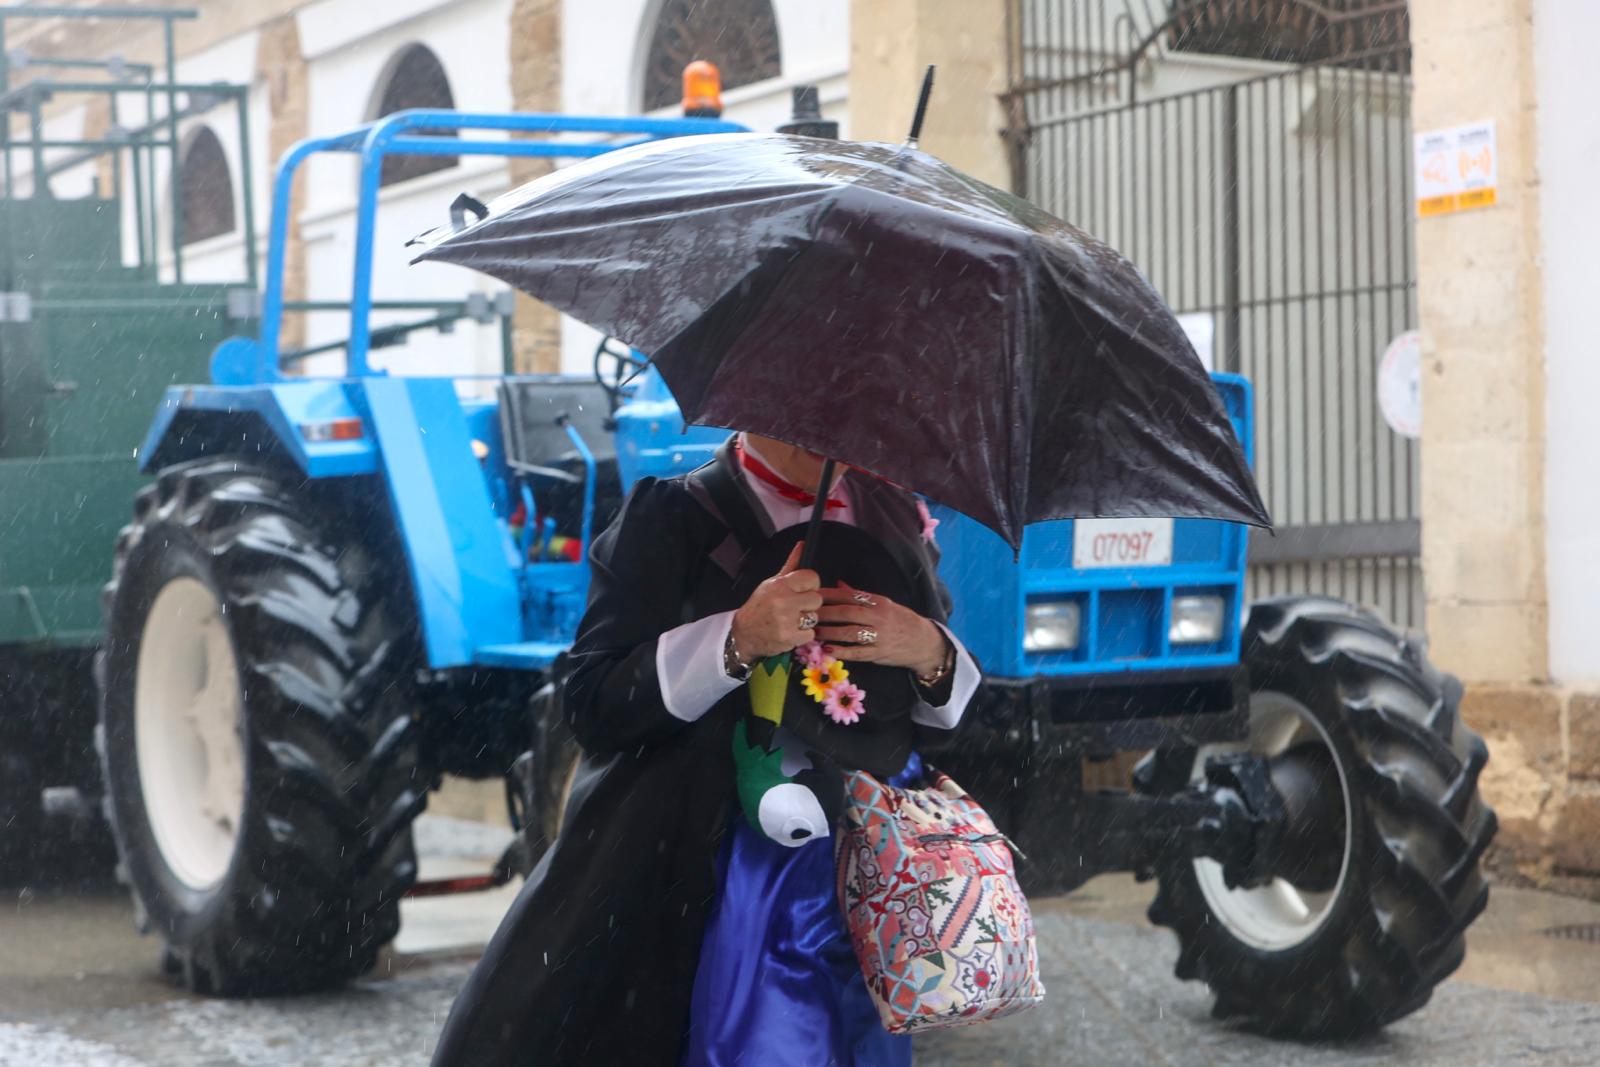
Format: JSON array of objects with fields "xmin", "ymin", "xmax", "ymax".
[{"xmin": 736, "ymin": 440, "xmax": 846, "ymax": 509}]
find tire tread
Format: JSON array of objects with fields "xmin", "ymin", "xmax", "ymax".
[
  {"xmin": 97, "ymin": 457, "xmax": 424, "ymax": 996},
  {"xmin": 1148, "ymin": 595, "xmax": 1497, "ymax": 1038}
]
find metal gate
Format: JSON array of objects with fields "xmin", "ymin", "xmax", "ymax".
[{"xmin": 1004, "ymin": 0, "xmax": 1422, "ymax": 628}]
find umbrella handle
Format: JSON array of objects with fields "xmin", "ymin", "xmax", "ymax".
[
  {"xmin": 798, "ymin": 458, "xmax": 837, "ymax": 572},
  {"xmin": 907, "ymin": 66, "xmax": 936, "ymax": 147}
]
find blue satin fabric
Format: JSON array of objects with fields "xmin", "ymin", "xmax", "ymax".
[{"xmin": 682, "ymin": 755, "xmax": 924, "ymax": 1067}]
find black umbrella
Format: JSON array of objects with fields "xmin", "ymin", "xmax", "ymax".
[{"xmin": 412, "ymin": 100, "xmax": 1269, "ymax": 550}]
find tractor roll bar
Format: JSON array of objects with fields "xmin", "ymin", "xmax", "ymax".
[{"xmin": 257, "ymin": 109, "xmax": 746, "ymax": 383}]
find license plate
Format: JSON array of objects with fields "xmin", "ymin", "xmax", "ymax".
[{"xmin": 1072, "ymin": 517, "xmax": 1175, "ymax": 569}]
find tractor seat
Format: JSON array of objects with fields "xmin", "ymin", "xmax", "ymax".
[{"xmin": 497, "ymin": 379, "xmax": 624, "ymax": 538}]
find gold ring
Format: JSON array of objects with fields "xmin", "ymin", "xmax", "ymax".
[
  {"xmin": 799, "ymin": 611, "xmax": 818, "ymax": 631},
  {"xmin": 856, "ymin": 628, "xmax": 878, "ymax": 645}
]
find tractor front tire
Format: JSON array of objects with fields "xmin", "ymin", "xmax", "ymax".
[
  {"xmin": 1148, "ymin": 596, "xmax": 1496, "ymax": 1038},
  {"xmin": 97, "ymin": 458, "xmax": 426, "ymax": 995}
]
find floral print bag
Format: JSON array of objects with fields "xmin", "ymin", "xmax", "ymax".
[{"xmin": 836, "ymin": 767, "xmax": 1045, "ymax": 1033}]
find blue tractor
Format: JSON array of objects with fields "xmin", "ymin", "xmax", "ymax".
[{"xmin": 99, "ymin": 97, "xmax": 1494, "ymax": 1036}]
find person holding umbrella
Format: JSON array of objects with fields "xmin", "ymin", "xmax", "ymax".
[
  {"xmin": 419, "ymin": 72, "xmax": 1267, "ymax": 1066},
  {"xmin": 428, "ymin": 429, "xmax": 980, "ymax": 1066}
]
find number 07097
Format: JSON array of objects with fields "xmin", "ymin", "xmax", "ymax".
[{"xmin": 1071, "ymin": 518, "xmax": 1175, "ymax": 569}]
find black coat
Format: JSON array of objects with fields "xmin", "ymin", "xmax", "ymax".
[{"xmin": 429, "ymin": 441, "xmax": 960, "ymax": 1067}]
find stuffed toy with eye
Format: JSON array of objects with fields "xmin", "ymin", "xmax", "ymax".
[{"xmin": 730, "ymin": 524, "xmax": 927, "ymax": 846}]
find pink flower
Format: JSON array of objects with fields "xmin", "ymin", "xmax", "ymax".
[
  {"xmin": 823, "ymin": 681, "xmax": 867, "ymax": 725},
  {"xmin": 916, "ymin": 499, "xmax": 940, "ymax": 544},
  {"xmin": 795, "ymin": 640, "xmax": 829, "ymax": 670}
]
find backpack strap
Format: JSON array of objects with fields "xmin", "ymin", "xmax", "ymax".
[{"xmin": 686, "ymin": 438, "xmax": 772, "ymax": 579}]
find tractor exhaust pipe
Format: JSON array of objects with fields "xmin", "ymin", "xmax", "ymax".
[{"xmin": 777, "ymin": 85, "xmax": 838, "ymax": 139}]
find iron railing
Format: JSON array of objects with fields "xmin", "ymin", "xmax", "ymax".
[{"xmin": 1005, "ymin": 1, "xmax": 1421, "ymax": 628}]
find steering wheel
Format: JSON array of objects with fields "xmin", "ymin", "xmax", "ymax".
[{"xmin": 593, "ymin": 335, "xmax": 650, "ymax": 410}]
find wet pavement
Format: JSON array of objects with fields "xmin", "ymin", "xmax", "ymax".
[{"xmin": 3, "ymin": 813, "xmax": 1600, "ymax": 1066}]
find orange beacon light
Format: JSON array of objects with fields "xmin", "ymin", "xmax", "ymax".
[{"xmin": 682, "ymin": 60, "xmax": 723, "ymax": 118}]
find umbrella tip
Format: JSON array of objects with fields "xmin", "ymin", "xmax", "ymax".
[{"xmin": 906, "ymin": 65, "xmax": 935, "ymax": 148}]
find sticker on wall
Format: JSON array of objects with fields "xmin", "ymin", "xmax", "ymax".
[
  {"xmin": 1415, "ymin": 120, "xmax": 1497, "ymax": 217},
  {"xmin": 1378, "ymin": 330, "xmax": 1422, "ymax": 439}
]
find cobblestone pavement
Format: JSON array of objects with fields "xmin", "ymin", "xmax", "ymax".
[
  {"xmin": 918, "ymin": 904, "xmax": 1600, "ymax": 1067},
  {"xmin": 4, "ymin": 817, "xmax": 1600, "ymax": 1066}
]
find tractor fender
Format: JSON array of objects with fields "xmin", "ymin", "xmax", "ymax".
[
  {"xmin": 140, "ymin": 376, "xmax": 527, "ymax": 673},
  {"xmin": 139, "ymin": 381, "xmax": 377, "ymax": 477}
]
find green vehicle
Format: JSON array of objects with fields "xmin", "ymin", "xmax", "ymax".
[{"xmin": 0, "ymin": 6, "xmax": 257, "ymax": 872}]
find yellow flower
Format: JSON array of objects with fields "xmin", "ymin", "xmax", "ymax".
[{"xmin": 802, "ymin": 660, "xmax": 849, "ymax": 702}]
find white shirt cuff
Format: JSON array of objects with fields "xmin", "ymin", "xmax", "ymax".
[
  {"xmin": 910, "ymin": 622, "xmax": 979, "ymax": 731},
  {"xmin": 655, "ymin": 609, "xmax": 745, "ymax": 723}
]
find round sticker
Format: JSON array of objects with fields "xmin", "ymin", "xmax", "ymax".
[{"xmin": 1378, "ymin": 331, "xmax": 1422, "ymax": 439}]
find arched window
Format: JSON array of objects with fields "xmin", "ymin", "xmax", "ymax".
[
  {"xmin": 640, "ymin": 0, "xmax": 781, "ymax": 112},
  {"xmin": 179, "ymin": 126, "xmax": 235, "ymax": 246},
  {"xmin": 371, "ymin": 44, "xmax": 457, "ymax": 187}
]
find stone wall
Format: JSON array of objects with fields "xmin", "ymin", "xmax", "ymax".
[
  {"xmin": 848, "ymin": 0, "xmax": 1010, "ymax": 188},
  {"xmin": 256, "ymin": 15, "xmax": 309, "ymax": 350},
  {"xmin": 1411, "ymin": 0, "xmax": 1600, "ymax": 893},
  {"xmin": 1412, "ymin": 0, "xmax": 1547, "ymax": 683},
  {"xmin": 1469, "ymin": 686, "xmax": 1600, "ymax": 889},
  {"xmin": 507, "ymin": 0, "xmax": 564, "ymax": 374}
]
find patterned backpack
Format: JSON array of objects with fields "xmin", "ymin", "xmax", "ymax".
[{"xmin": 836, "ymin": 767, "xmax": 1045, "ymax": 1033}]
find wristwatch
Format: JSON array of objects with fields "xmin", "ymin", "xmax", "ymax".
[{"xmin": 723, "ymin": 628, "xmax": 754, "ymax": 681}]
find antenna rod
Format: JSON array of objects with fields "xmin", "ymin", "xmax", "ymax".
[{"xmin": 907, "ymin": 65, "xmax": 935, "ymax": 146}]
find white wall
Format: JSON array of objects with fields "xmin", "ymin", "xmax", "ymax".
[
  {"xmin": 296, "ymin": 0, "xmax": 515, "ymax": 379},
  {"xmin": 1536, "ymin": 0, "xmax": 1600, "ymax": 683}
]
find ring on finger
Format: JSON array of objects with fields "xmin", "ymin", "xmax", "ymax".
[
  {"xmin": 856, "ymin": 627, "xmax": 878, "ymax": 645},
  {"xmin": 799, "ymin": 610, "xmax": 819, "ymax": 631},
  {"xmin": 851, "ymin": 591, "xmax": 876, "ymax": 605}
]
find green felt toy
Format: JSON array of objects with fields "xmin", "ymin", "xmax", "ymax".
[{"xmin": 731, "ymin": 653, "xmax": 843, "ymax": 845}]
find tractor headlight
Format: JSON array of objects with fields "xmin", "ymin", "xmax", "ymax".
[
  {"xmin": 1169, "ymin": 595, "xmax": 1226, "ymax": 644},
  {"xmin": 1024, "ymin": 600, "xmax": 1081, "ymax": 652}
]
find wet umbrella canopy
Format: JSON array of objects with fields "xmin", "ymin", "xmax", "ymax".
[{"xmin": 412, "ymin": 131, "xmax": 1270, "ymax": 547}]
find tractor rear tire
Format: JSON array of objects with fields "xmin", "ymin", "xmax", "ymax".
[
  {"xmin": 1147, "ymin": 596, "xmax": 1496, "ymax": 1038},
  {"xmin": 97, "ymin": 458, "xmax": 426, "ymax": 995}
]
